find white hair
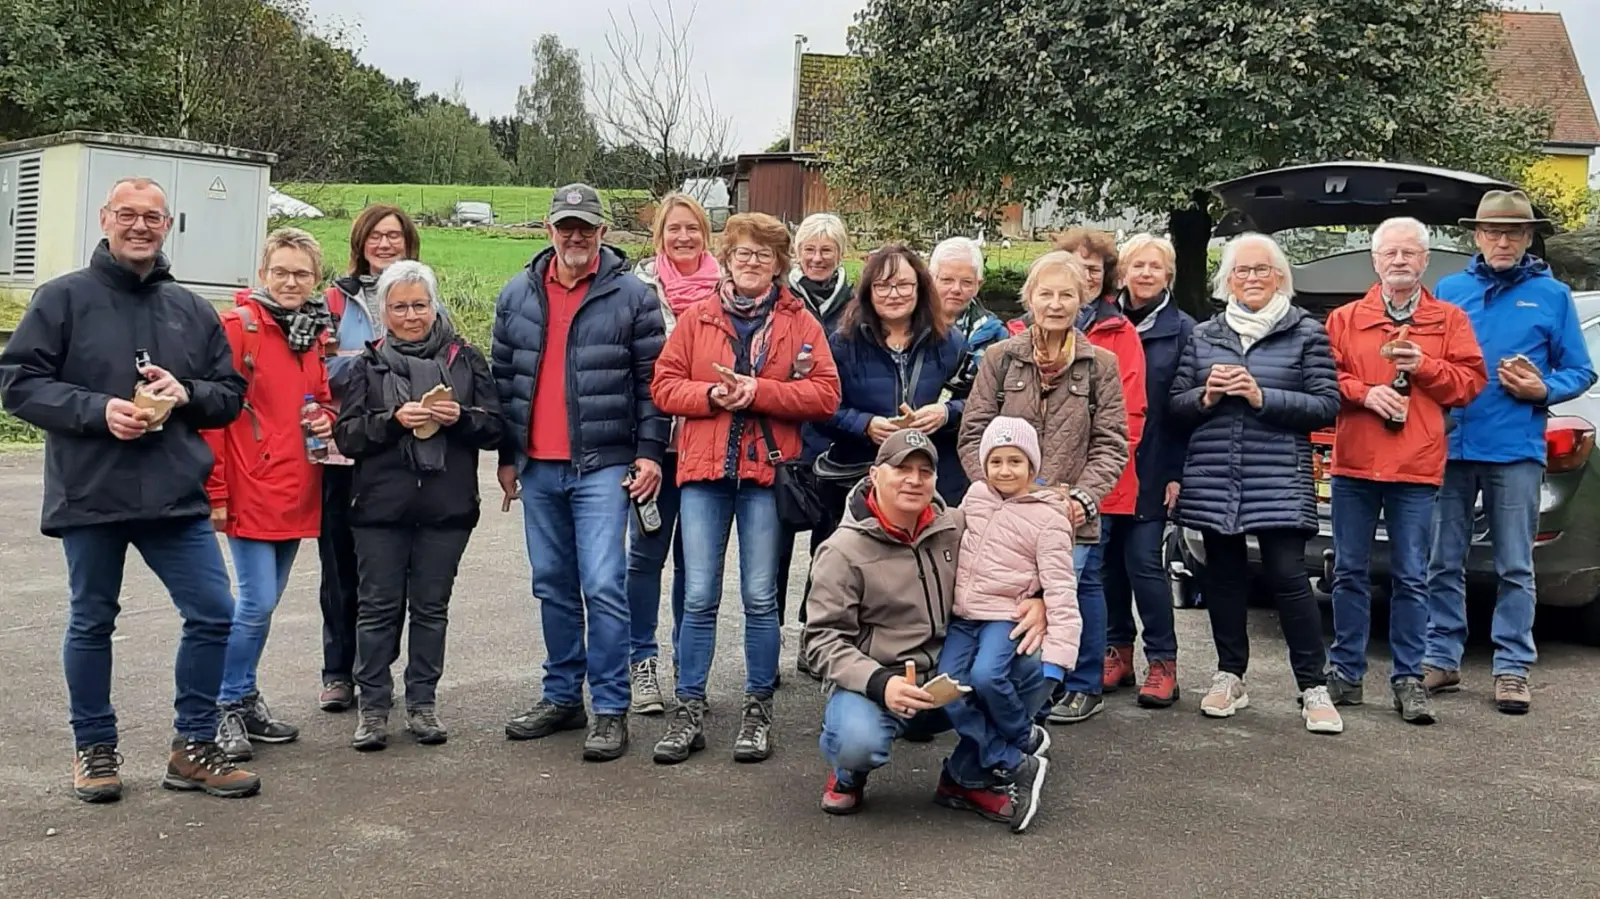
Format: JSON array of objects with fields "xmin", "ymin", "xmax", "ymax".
[
  {"xmin": 929, "ymin": 237, "xmax": 985, "ymax": 278},
  {"xmin": 793, "ymin": 213, "xmax": 849, "ymax": 256},
  {"xmin": 1372, "ymin": 217, "xmax": 1430, "ymax": 253},
  {"xmin": 375, "ymin": 260, "xmax": 446, "ymax": 334},
  {"xmin": 1212, "ymin": 233, "xmax": 1294, "ymax": 299}
]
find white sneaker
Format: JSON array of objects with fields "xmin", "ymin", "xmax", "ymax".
[
  {"xmin": 1301, "ymin": 686, "xmax": 1344, "ymax": 735},
  {"xmin": 1200, "ymin": 671, "xmax": 1249, "ymax": 718}
]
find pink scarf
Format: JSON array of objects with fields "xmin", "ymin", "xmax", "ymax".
[{"xmin": 653, "ymin": 252, "xmax": 721, "ymax": 315}]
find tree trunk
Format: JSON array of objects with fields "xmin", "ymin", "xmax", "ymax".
[{"xmin": 1169, "ymin": 194, "xmax": 1215, "ymax": 321}]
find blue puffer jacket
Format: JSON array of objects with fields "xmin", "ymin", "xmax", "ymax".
[
  {"xmin": 802, "ymin": 324, "xmax": 968, "ymax": 502},
  {"xmin": 1435, "ymin": 254, "xmax": 1597, "ymax": 465},
  {"xmin": 1169, "ymin": 304, "xmax": 1338, "ymax": 535},
  {"xmin": 1123, "ymin": 292, "xmax": 1196, "ymax": 522},
  {"xmin": 490, "ymin": 245, "xmax": 670, "ymax": 471}
]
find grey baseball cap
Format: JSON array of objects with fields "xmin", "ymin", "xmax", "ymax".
[
  {"xmin": 875, "ymin": 428, "xmax": 939, "ymax": 468},
  {"xmin": 548, "ymin": 183, "xmax": 605, "ymax": 226}
]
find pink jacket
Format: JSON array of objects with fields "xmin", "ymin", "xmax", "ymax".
[{"xmin": 954, "ymin": 482, "xmax": 1082, "ymax": 670}]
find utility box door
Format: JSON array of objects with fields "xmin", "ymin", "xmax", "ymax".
[
  {"xmin": 0, "ymin": 157, "xmax": 16, "ymax": 277},
  {"xmin": 81, "ymin": 148, "xmax": 180, "ymax": 266},
  {"xmin": 171, "ymin": 159, "xmax": 260, "ymax": 288}
]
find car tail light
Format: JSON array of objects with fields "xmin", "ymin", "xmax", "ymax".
[{"xmin": 1545, "ymin": 416, "xmax": 1595, "ymax": 474}]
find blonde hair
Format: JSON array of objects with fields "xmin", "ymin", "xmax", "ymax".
[
  {"xmin": 650, "ymin": 192, "xmax": 713, "ymax": 256},
  {"xmin": 1212, "ymin": 233, "xmax": 1294, "ymax": 299},
  {"xmin": 718, "ymin": 213, "xmax": 792, "ymax": 274},
  {"xmin": 1116, "ymin": 233, "xmax": 1177, "ymax": 287},
  {"xmin": 793, "ymin": 212, "xmax": 849, "ymax": 257},
  {"xmin": 1023, "ymin": 250, "xmax": 1088, "ymax": 306},
  {"xmin": 260, "ymin": 226, "xmax": 324, "ymax": 277}
]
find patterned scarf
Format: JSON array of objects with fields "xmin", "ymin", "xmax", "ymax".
[
  {"xmin": 249, "ymin": 287, "xmax": 331, "ymax": 353},
  {"xmin": 720, "ymin": 280, "xmax": 778, "ymax": 374},
  {"xmin": 1031, "ymin": 326, "xmax": 1075, "ymax": 390}
]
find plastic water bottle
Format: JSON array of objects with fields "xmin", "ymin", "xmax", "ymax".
[
  {"xmin": 792, "ymin": 343, "xmax": 815, "ymax": 380},
  {"xmin": 302, "ymin": 393, "xmax": 329, "ymax": 462}
]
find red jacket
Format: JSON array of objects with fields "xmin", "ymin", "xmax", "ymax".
[
  {"xmin": 203, "ymin": 296, "xmax": 335, "ymax": 540},
  {"xmin": 1325, "ymin": 284, "xmax": 1486, "ymax": 486},
  {"xmin": 1082, "ymin": 301, "xmax": 1147, "ymax": 516},
  {"xmin": 652, "ymin": 287, "xmax": 841, "ymax": 486}
]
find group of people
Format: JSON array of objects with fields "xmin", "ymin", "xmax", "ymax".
[{"xmin": 1, "ymin": 175, "xmax": 1592, "ymax": 834}]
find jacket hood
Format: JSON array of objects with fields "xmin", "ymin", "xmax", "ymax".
[
  {"xmin": 1466, "ymin": 252, "xmax": 1551, "ymax": 286},
  {"xmin": 89, "ymin": 240, "xmax": 175, "ymax": 293},
  {"xmin": 838, "ymin": 477, "xmax": 955, "ymax": 546}
]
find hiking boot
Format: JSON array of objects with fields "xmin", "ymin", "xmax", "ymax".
[
  {"xmin": 215, "ymin": 706, "xmax": 254, "ymax": 762},
  {"xmin": 163, "ymin": 737, "xmax": 260, "ymax": 798},
  {"xmin": 1421, "ymin": 665, "xmax": 1460, "ymax": 695},
  {"xmin": 1494, "ymin": 674, "xmax": 1531, "ymax": 715},
  {"xmin": 406, "ymin": 705, "xmax": 448, "ymax": 745},
  {"xmin": 1391, "ymin": 677, "xmax": 1436, "ymax": 725},
  {"xmin": 240, "ymin": 693, "xmax": 299, "ymax": 744},
  {"xmin": 1326, "ymin": 674, "xmax": 1364, "ymax": 706},
  {"xmin": 733, "ymin": 695, "xmax": 774, "ymax": 763},
  {"xmin": 1045, "ymin": 691, "xmax": 1104, "ymax": 724},
  {"xmin": 822, "ymin": 770, "xmax": 865, "ymax": 815},
  {"xmin": 1137, "ymin": 658, "xmax": 1180, "ymax": 708},
  {"xmin": 629, "ymin": 657, "xmax": 666, "ymax": 716},
  {"xmin": 1300, "ymin": 686, "xmax": 1345, "ymax": 735},
  {"xmin": 319, "ymin": 680, "xmax": 354, "ymax": 712},
  {"xmin": 1103, "ymin": 644, "xmax": 1136, "ymax": 691},
  {"xmin": 1200, "ymin": 671, "xmax": 1249, "ymax": 718},
  {"xmin": 505, "ymin": 700, "xmax": 587, "ymax": 741},
  {"xmin": 73, "ymin": 744, "xmax": 123, "ymax": 804},
  {"xmin": 583, "ymin": 714, "xmax": 629, "ymax": 762},
  {"xmin": 1027, "ymin": 724, "xmax": 1051, "ymax": 758},
  {"xmin": 351, "ymin": 712, "xmax": 389, "ymax": 751},
  {"xmin": 653, "ymin": 698, "xmax": 708, "ymax": 765}
]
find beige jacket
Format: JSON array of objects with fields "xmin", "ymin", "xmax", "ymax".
[
  {"xmin": 957, "ymin": 329, "xmax": 1128, "ymax": 543},
  {"xmin": 803, "ymin": 480, "xmax": 963, "ymax": 705}
]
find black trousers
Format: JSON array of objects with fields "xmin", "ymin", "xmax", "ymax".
[
  {"xmin": 318, "ymin": 465, "xmax": 361, "ymax": 682},
  {"xmin": 775, "ymin": 476, "xmax": 855, "ymax": 624},
  {"xmin": 351, "ymin": 526, "xmax": 473, "ymax": 714},
  {"xmin": 1200, "ymin": 528, "xmax": 1327, "ymax": 691}
]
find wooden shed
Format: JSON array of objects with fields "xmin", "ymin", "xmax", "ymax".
[{"xmin": 720, "ymin": 152, "xmax": 837, "ymax": 226}]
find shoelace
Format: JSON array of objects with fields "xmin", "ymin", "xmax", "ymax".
[
  {"xmin": 1141, "ymin": 662, "xmax": 1169, "ymax": 691},
  {"xmin": 1497, "ymin": 676, "xmax": 1530, "ymax": 699},
  {"xmin": 665, "ymin": 704, "xmax": 702, "ymax": 744},
  {"xmin": 78, "ymin": 746, "xmax": 122, "ymax": 779},
  {"xmin": 1208, "ymin": 671, "xmax": 1238, "ymax": 695},
  {"xmin": 185, "ymin": 741, "xmax": 237, "ymax": 776},
  {"xmin": 1303, "ymin": 686, "xmax": 1334, "ymax": 711},
  {"xmin": 736, "ymin": 700, "xmax": 771, "ymax": 745},
  {"xmin": 218, "ymin": 710, "xmax": 249, "ymax": 745},
  {"xmin": 411, "ymin": 708, "xmax": 441, "ymax": 729},
  {"xmin": 633, "ymin": 661, "xmax": 661, "ymax": 697}
]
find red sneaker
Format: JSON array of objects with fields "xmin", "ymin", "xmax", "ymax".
[
  {"xmin": 933, "ymin": 771, "xmax": 1013, "ymax": 823},
  {"xmin": 1137, "ymin": 658, "xmax": 1180, "ymax": 708},
  {"xmin": 822, "ymin": 771, "xmax": 864, "ymax": 815},
  {"xmin": 1103, "ymin": 645, "xmax": 1136, "ymax": 691}
]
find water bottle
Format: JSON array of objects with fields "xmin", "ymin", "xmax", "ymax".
[
  {"xmin": 792, "ymin": 343, "xmax": 815, "ymax": 380},
  {"xmin": 302, "ymin": 393, "xmax": 329, "ymax": 462}
]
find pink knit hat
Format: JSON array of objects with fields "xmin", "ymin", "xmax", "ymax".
[{"xmin": 980, "ymin": 416, "xmax": 1041, "ymax": 473}]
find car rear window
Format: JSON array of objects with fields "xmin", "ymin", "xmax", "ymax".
[{"xmin": 1273, "ymin": 225, "xmax": 1478, "ymax": 265}]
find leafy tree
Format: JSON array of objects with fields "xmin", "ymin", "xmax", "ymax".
[
  {"xmin": 835, "ymin": 0, "xmax": 1550, "ymax": 317},
  {"xmin": 515, "ymin": 34, "xmax": 598, "ymax": 187}
]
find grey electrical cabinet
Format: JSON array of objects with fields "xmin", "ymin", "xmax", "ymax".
[{"xmin": 0, "ymin": 131, "xmax": 276, "ymax": 305}]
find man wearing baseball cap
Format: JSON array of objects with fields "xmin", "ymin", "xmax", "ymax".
[
  {"xmin": 803, "ymin": 429, "xmax": 1052, "ymax": 825},
  {"xmin": 1425, "ymin": 189, "xmax": 1596, "ymax": 714},
  {"xmin": 492, "ymin": 183, "xmax": 669, "ymax": 760}
]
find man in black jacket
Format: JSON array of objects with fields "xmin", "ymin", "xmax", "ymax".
[
  {"xmin": 0, "ymin": 178, "xmax": 259, "ymax": 803},
  {"xmin": 493, "ymin": 184, "xmax": 669, "ymax": 761}
]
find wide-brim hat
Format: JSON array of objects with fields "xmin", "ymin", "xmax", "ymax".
[{"xmin": 1458, "ymin": 189, "xmax": 1553, "ymax": 233}]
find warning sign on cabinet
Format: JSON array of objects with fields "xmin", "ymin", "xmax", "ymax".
[{"xmin": 207, "ymin": 177, "xmax": 227, "ymax": 200}]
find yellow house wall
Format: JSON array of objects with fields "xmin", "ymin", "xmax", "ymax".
[{"xmin": 1529, "ymin": 151, "xmax": 1591, "ymax": 195}]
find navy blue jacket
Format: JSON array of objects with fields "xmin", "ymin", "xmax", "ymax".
[
  {"xmin": 1124, "ymin": 293, "xmax": 1196, "ymax": 521},
  {"xmin": 490, "ymin": 245, "xmax": 669, "ymax": 472},
  {"xmin": 803, "ymin": 324, "xmax": 968, "ymax": 502},
  {"xmin": 1169, "ymin": 305, "xmax": 1338, "ymax": 535}
]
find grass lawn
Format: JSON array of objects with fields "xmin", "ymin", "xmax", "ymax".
[
  {"xmin": 1, "ymin": 294, "xmax": 25, "ymax": 330},
  {"xmin": 279, "ymin": 183, "xmax": 648, "ymax": 225}
]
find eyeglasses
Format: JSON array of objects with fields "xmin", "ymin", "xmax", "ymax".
[
  {"xmin": 936, "ymin": 276, "xmax": 979, "ymax": 292},
  {"xmin": 267, "ymin": 267, "xmax": 317, "ymax": 283},
  {"xmin": 386, "ymin": 302, "xmax": 433, "ymax": 317},
  {"xmin": 872, "ymin": 281, "xmax": 918, "ymax": 298},
  {"xmin": 365, "ymin": 230, "xmax": 407, "ymax": 246},
  {"xmin": 1231, "ymin": 264, "xmax": 1276, "ymax": 280},
  {"xmin": 1374, "ymin": 248, "xmax": 1425, "ymax": 261},
  {"xmin": 553, "ymin": 221, "xmax": 599, "ymax": 237},
  {"xmin": 107, "ymin": 208, "xmax": 169, "ymax": 228},
  {"xmin": 731, "ymin": 247, "xmax": 776, "ymax": 265},
  {"xmin": 1478, "ymin": 226, "xmax": 1528, "ymax": 243}
]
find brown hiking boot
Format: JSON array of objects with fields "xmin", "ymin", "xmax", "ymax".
[
  {"xmin": 1422, "ymin": 665, "xmax": 1460, "ymax": 695},
  {"xmin": 1494, "ymin": 674, "xmax": 1531, "ymax": 715},
  {"xmin": 1137, "ymin": 658, "xmax": 1180, "ymax": 708},
  {"xmin": 162, "ymin": 737, "xmax": 261, "ymax": 798},
  {"xmin": 319, "ymin": 680, "xmax": 354, "ymax": 712},
  {"xmin": 73, "ymin": 744, "xmax": 123, "ymax": 803},
  {"xmin": 1103, "ymin": 645, "xmax": 1136, "ymax": 691}
]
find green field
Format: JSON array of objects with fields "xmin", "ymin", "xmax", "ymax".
[{"xmin": 279, "ymin": 183, "xmax": 649, "ymax": 225}]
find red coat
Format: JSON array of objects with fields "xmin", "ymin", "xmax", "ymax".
[
  {"xmin": 652, "ymin": 287, "xmax": 841, "ymax": 486},
  {"xmin": 1325, "ymin": 284, "xmax": 1487, "ymax": 485},
  {"xmin": 1083, "ymin": 302, "xmax": 1147, "ymax": 516},
  {"xmin": 203, "ymin": 296, "xmax": 334, "ymax": 540}
]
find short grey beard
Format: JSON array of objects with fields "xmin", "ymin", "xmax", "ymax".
[{"xmin": 559, "ymin": 248, "xmax": 597, "ymax": 271}]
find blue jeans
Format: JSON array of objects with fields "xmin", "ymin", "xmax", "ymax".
[
  {"xmin": 218, "ymin": 537, "xmax": 300, "ymax": 703},
  {"xmin": 1328, "ymin": 477, "xmax": 1436, "ymax": 682},
  {"xmin": 676, "ymin": 479, "xmax": 782, "ymax": 700},
  {"xmin": 939, "ymin": 619, "xmax": 1033, "ymax": 773},
  {"xmin": 1425, "ymin": 460, "xmax": 1542, "ymax": 677},
  {"xmin": 519, "ymin": 460, "xmax": 633, "ymax": 716},
  {"xmin": 625, "ymin": 453, "xmax": 686, "ymax": 665},
  {"xmin": 1104, "ymin": 516, "xmax": 1177, "ymax": 660},
  {"xmin": 61, "ymin": 517, "xmax": 234, "ymax": 746},
  {"xmin": 819, "ymin": 652, "xmax": 1049, "ymax": 789},
  {"xmin": 1062, "ymin": 539, "xmax": 1105, "ymax": 694}
]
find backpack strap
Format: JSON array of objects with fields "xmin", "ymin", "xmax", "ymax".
[{"xmin": 219, "ymin": 306, "xmax": 262, "ymax": 392}]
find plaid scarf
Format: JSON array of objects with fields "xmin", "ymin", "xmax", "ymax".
[{"xmin": 249, "ymin": 287, "xmax": 331, "ymax": 353}]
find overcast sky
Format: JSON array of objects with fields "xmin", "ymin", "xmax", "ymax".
[{"xmin": 306, "ymin": 0, "xmax": 1599, "ymax": 167}]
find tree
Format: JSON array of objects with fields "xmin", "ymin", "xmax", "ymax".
[
  {"xmin": 588, "ymin": 0, "xmax": 733, "ymax": 197},
  {"xmin": 835, "ymin": 0, "xmax": 1550, "ymax": 317},
  {"xmin": 515, "ymin": 34, "xmax": 598, "ymax": 186}
]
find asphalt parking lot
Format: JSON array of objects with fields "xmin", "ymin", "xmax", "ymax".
[{"xmin": 0, "ymin": 450, "xmax": 1596, "ymax": 899}]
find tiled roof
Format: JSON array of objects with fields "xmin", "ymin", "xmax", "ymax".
[{"xmin": 1491, "ymin": 11, "xmax": 1600, "ymax": 147}]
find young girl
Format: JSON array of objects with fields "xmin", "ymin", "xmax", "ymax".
[{"xmin": 938, "ymin": 416, "xmax": 1081, "ymax": 833}]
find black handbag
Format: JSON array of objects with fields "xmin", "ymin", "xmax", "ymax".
[{"xmin": 755, "ymin": 416, "xmax": 827, "ymax": 529}]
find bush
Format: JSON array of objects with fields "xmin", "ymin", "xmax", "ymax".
[{"xmin": 0, "ymin": 410, "xmax": 43, "ymax": 445}]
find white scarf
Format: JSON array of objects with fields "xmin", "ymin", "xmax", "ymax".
[{"xmin": 1224, "ymin": 292, "xmax": 1292, "ymax": 351}]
